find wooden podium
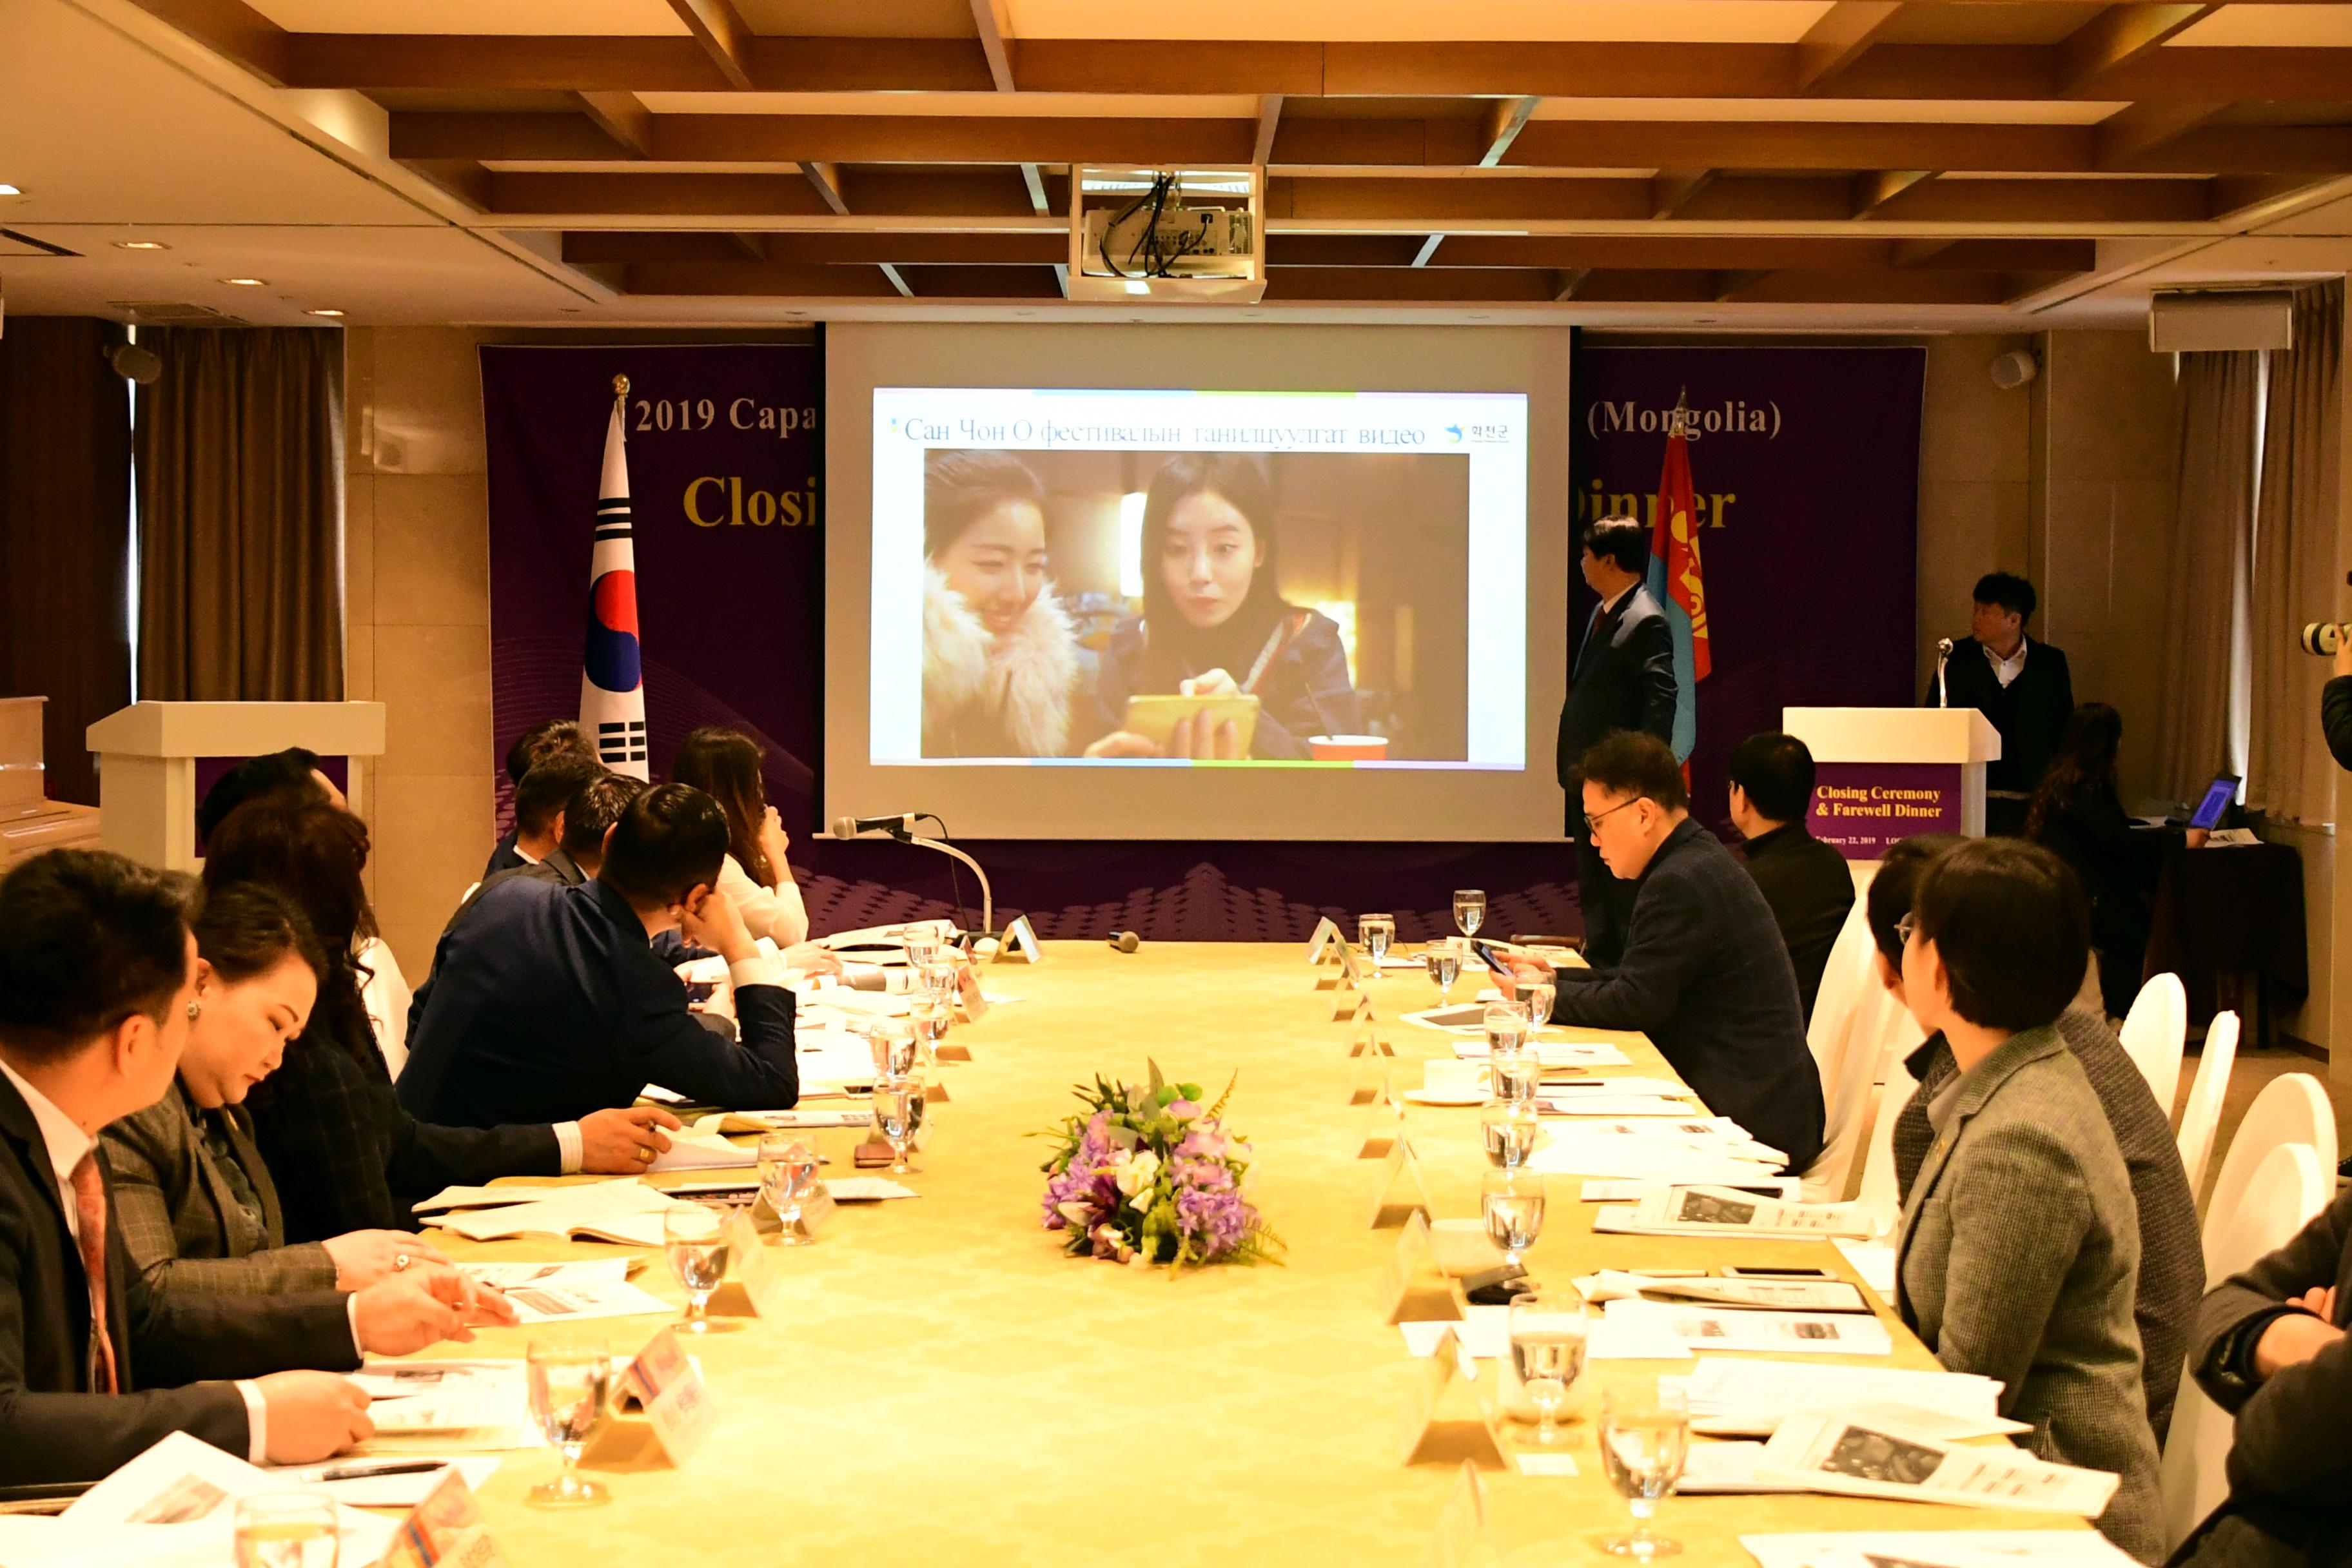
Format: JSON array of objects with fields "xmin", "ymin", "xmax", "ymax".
[
  {"xmin": 84, "ymin": 701, "xmax": 386, "ymax": 870},
  {"xmin": 1781, "ymin": 706, "xmax": 2001, "ymax": 863}
]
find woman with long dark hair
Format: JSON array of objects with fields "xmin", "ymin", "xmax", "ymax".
[
  {"xmin": 920, "ymin": 450, "xmax": 1085, "ymax": 758},
  {"xmin": 2026, "ymin": 702, "xmax": 2155, "ymax": 1016},
  {"xmin": 202, "ymin": 798, "xmax": 679, "ymax": 1241},
  {"xmin": 1086, "ymin": 452, "xmax": 1360, "ymax": 760},
  {"xmin": 669, "ymin": 725, "xmax": 823, "ymax": 956}
]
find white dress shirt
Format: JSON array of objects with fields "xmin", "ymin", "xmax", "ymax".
[
  {"xmin": 1984, "ymin": 636, "xmax": 2030, "ymax": 689},
  {"xmin": 717, "ymin": 852, "xmax": 810, "ymax": 948}
]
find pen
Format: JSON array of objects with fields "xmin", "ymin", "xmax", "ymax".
[{"xmin": 313, "ymin": 1461, "xmax": 449, "ymax": 1482}]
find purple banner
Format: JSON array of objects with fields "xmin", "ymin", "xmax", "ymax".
[
  {"xmin": 1809, "ymin": 763, "xmax": 1965, "ymax": 858},
  {"xmin": 1571, "ymin": 347, "xmax": 1923, "ymax": 841}
]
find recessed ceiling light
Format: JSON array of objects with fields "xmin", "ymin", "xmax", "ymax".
[
  {"xmin": 0, "ymin": 184, "xmax": 21, "ymax": 197},
  {"xmin": 305, "ymin": 308, "xmax": 344, "ymax": 317},
  {"xmin": 221, "ymin": 277, "xmax": 266, "ymax": 286},
  {"xmin": 115, "ymin": 239, "xmax": 169, "ymax": 251}
]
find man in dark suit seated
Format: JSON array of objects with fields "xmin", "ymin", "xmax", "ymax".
[
  {"xmin": 1726, "ymin": 731, "xmax": 1856, "ymax": 1026},
  {"xmin": 1509, "ymin": 732, "xmax": 1825, "ymax": 1173},
  {"xmin": 483, "ymin": 718, "xmax": 598, "ymax": 880},
  {"xmin": 1555, "ymin": 515, "xmax": 1678, "ymax": 966},
  {"xmin": 1926, "ymin": 572, "xmax": 2073, "ymax": 837},
  {"xmin": 401, "ymin": 783, "xmax": 799, "ymax": 1129},
  {"xmin": 0, "ymin": 850, "xmax": 513, "ymax": 1484},
  {"xmin": 444, "ymin": 757, "xmax": 616, "ymax": 941}
]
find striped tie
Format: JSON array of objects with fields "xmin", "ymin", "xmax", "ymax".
[{"xmin": 68, "ymin": 1151, "xmax": 119, "ymax": 1395}]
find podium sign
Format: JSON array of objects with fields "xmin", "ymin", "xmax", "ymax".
[
  {"xmin": 1783, "ymin": 707, "xmax": 1999, "ymax": 862},
  {"xmin": 1807, "ymin": 763, "xmax": 1966, "ymax": 858}
]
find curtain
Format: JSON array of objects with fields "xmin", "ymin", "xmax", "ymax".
[
  {"xmin": 2154, "ymin": 351, "xmax": 2260, "ymax": 803},
  {"xmin": 0, "ymin": 318, "xmax": 132, "ymax": 805},
  {"xmin": 2248, "ymin": 280, "xmax": 2345, "ymax": 825},
  {"xmin": 136, "ymin": 328, "xmax": 344, "ymax": 701}
]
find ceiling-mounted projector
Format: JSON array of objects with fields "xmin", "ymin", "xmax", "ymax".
[
  {"xmin": 2148, "ymin": 289, "xmax": 2295, "ymax": 353},
  {"xmin": 1068, "ymin": 166, "xmax": 1266, "ymax": 304}
]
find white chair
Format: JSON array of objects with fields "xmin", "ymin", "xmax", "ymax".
[
  {"xmin": 1850, "ymin": 1044, "xmax": 1922, "ymax": 1237},
  {"xmin": 357, "ymin": 935, "xmax": 413, "ymax": 1079},
  {"xmin": 2201, "ymin": 1073, "xmax": 2340, "ymax": 1277},
  {"xmin": 1801, "ymin": 903, "xmax": 1925, "ymax": 1202},
  {"xmin": 2158, "ymin": 1141, "xmax": 2332, "ymax": 1551},
  {"xmin": 2173, "ymin": 1010, "xmax": 2240, "ymax": 1199},
  {"xmin": 2119, "ymin": 972, "xmax": 2190, "ymax": 1121}
]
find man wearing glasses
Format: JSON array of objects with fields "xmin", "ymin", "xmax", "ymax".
[{"xmin": 1505, "ymin": 730, "xmax": 1824, "ymax": 1175}]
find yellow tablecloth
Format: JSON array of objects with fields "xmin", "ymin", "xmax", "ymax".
[{"xmin": 402, "ymin": 940, "xmax": 2086, "ymax": 1566}]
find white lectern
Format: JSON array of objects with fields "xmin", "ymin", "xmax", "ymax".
[
  {"xmin": 85, "ymin": 701, "xmax": 386, "ymax": 870},
  {"xmin": 1781, "ymin": 707, "xmax": 2002, "ymax": 862}
]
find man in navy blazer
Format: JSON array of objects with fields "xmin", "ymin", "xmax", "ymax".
[
  {"xmin": 401, "ymin": 783, "xmax": 799, "ymax": 1132},
  {"xmin": 1555, "ymin": 516, "xmax": 1679, "ymax": 965},
  {"xmin": 1512, "ymin": 732, "xmax": 1825, "ymax": 1174}
]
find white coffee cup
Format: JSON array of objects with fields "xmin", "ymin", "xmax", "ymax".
[{"xmin": 1422, "ymin": 1058, "xmax": 1490, "ymax": 1099}]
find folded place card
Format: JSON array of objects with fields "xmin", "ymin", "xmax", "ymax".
[
  {"xmin": 1430, "ymin": 1459, "xmax": 1502, "ymax": 1568},
  {"xmin": 723, "ymin": 1206, "xmax": 790, "ymax": 1319},
  {"xmin": 1366, "ymin": 1135, "xmax": 1436, "ymax": 1228},
  {"xmin": 1355, "ymin": 1073, "xmax": 1404, "ymax": 1159},
  {"xmin": 990, "ymin": 915, "xmax": 1041, "ymax": 964},
  {"xmin": 794, "ymin": 1185, "xmax": 838, "ymax": 1237},
  {"xmin": 1397, "ymin": 1329, "xmax": 1508, "ymax": 1470},
  {"xmin": 373, "ymin": 1468, "xmax": 509, "ymax": 1568},
  {"xmin": 1346, "ymin": 1019, "xmax": 1395, "ymax": 1059},
  {"xmin": 1334, "ymin": 988, "xmax": 1375, "ymax": 1024},
  {"xmin": 625, "ymin": 1327, "xmax": 717, "ymax": 1466},
  {"xmin": 934, "ymin": 1043, "xmax": 973, "ymax": 1062},
  {"xmin": 1306, "ymin": 916, "xmax": 1346, "ymax": 965},
  {"xmin": 1375, "ymin": 1211, "xmax": 1470, "ymax": 1326}
]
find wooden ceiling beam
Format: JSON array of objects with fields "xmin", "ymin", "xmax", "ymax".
[
  {"xmin": 1850, "ymin": 169, "xmax": 1935, "ymax": 218},
  {"xmin": 572, "ymin": 230, "xmax": 1067, "ymax": 264},
  {"xmin": 1793, "ymin": 2, "xmax": 1906, "ymax": 93},
  {"xmin": 122, "ymin": 0, "xmax": 291, "ymax": 83},
  {"xmin": 877, "ymin": 262, "xmax": 916, "ymax": 297},
  {"xmin": 625, "ymin": 261, "xmax": 901, "ymax": 297},
  {"xmin": 801, "ymin": 161, "xmax": 850, "ymax": 215},
  {"xmin": 970, "ymin": 0, "xmax": 1017, "ymax": 93},
  {"xmin": 574, "ymin": 92, "xmax": 655, "ymax": 159},
  {"xmin": 1480, "ymin": 97, "xmax": 1541, "ymax": 168},
  {"xmin": 1267, "ymin": 177, "xmax": 1651, "ymax": 223},
  {"xmin": 665, "ymin": 0, "xmax": 754, "ymax": 90},
  {"xmin": 1553, "ymin": 268, "xmax": 1592, "ymax": 302},
  {"xmin": 2057, "ymin": 3, "xmax": 2214, "ymax": 94},
  {"xmin": 1649, "ymin": 171, "xmax": 1720, "ymax": 220},
  {"xmin": 1410, "ymin": 235, "xmax": 1446, "ymax": 267},
  {"xmin": 1253, "ymin": 96, "xmax": 1286, "ymax": 166},
  {"xmin": 2093, "ymin": 101, "xmax": 2230, "ymax": 169}
]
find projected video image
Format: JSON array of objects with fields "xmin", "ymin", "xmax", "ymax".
[{"xmin": 869, "ymin": 387, "xmax": 1527, "ymax": 769}]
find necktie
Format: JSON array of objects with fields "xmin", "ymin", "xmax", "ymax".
[{"xmin": 67, "ymin": 1151, "xmax": 119, "ymax": 1395}]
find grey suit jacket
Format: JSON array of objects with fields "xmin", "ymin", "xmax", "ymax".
[
  {"xmin": 102, "ymin": 1088, "xmax": 337, "ymax": 1306},
  {"xmin": 1896, "ymin": 1024, "xmax": 2163, "ymax": 1563}
]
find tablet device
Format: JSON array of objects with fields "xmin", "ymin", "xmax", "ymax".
[
  {"xmin": 2188, "ymin": 773, "xmax": 2239, "ymax": 830},
  {"xmin": 1121, "ymin": 693, "xmax": 1260, "ymax": 756}
]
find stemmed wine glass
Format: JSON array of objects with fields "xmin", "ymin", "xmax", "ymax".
[
  {"xmin": 1424, "ymin": 945, "xmax": 1462, "ymax": 1004},
  {"xmin": 1509, "ymin": 1292, "xmax": 1591, "ymax": 1447},
  {"xmin": 1599, "ymin": 1386, "xmax": 1692, "ymax": 1558},
  {"xmin": 233, "ymin": 1493, "xmax": 338, "ymax": 1568},
  {"xmin": 525, "ymin": 1341, "xmax": 612, "ymax": 1506},
  {"xmin": 872, "ymin": 1075, "xmax": 926, "ymax": 1174},
  {"xmin": 1358, "ymin": 914, "xmax": 1395, "ymax": 970},
  {"xmin": 662, "ymin": 1203, "xmax": 734, "ymax": 1335},
  {"xmin": 1481, "ymin": 1101, "xmax": 1540, "ymax": 1168},
  {"xmin": 757, "ymin": 1133, "xmax": 821, "ymax": 1246},
  {"xmin": 865, "ymin": 1019, "xmax": 917, "ymax": 1080},
  {"xmin": 1480, "ymin": 1168, "xmax": 1545, "ymax": 1270},
  {"xmin": 1454, "ymin": 888, "xmax": 1487, "ymax": 939},
  {"xmin": 912, "ymin": 960, "xmax": 958, "ymax": 1061}
]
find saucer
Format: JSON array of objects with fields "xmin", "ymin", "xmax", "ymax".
[{"xmin": 1403, "ymin": 1087, "xmax": 1491, "ymax": 1107}]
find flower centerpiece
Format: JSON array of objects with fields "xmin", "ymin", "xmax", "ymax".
[{"xmin": 1037, "ymin": 1061, "xmax": 1281, "ymax": 1272}]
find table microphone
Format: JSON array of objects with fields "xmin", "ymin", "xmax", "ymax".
[
  {"xmin": 1106, "ymin": 931, "xmax": 1140, "ymax": 954},
  {"xmin": 1934, "ymin": 637, "xmax": 1954, "ymax": 708},
  {"xmin": 830, "ymin": 813, "xmax": 916, "ymax": 841},
  {"xmin": 829, "ymin": 813, "xmax": 995, "ymax": 937}
]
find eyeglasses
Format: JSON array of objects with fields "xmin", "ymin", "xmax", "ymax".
[
  {"xmin": 1582, "ymin": 797, "xmax": 1642, "ymax": 836},
  {"xmin": 1895, "ymin": 913, "xmax": 1919, "ymax": 945}
]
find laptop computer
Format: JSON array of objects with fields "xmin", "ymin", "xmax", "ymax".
[{"xmin": 2172, "ymin": 772, "xmax": 2240, "ymax": 830}]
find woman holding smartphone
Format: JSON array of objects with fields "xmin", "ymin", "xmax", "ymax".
[{"xmin": 1087, "ymin": 452, "xmax": 1360, "ymax": 761}]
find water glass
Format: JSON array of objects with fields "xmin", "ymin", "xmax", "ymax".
[
  {"xmin": 908, "ymin": 991, "xmax": 950, "ymax": 1065},
  {"xmin": 1453, "ymin": 888, "xmax": 1487, "ymax": 938},
  {"xmin": 1599, "ymin": 1386, "xmax": 1692, "ymax": 1558},
  {"xmin": 1481, "ymin": 1101, "xmax": 1541, "ymax": 1169},
  {"xmin": 900, "ymin": 928, "xmax": 942, "ymax": 968},
  {"xmin": 1484, "ymin": 999, "xmax": 1532, "ymax": 1057},
  {"xmin": 525, "ymin": 1342, "xmax": 612, "ymax": 1507},
  {"xmin": 757, "ymin": 1133, "xmax": 821, "ymax": 1246},
  {"xmin": 1491, "ymin": 1046, "xmax": 1541, "ymax": 1107},
  {"xmin": 872, "ymin": 1074, "xmax": 926, "ymax": 1174},
  {"xmin": 1520, "ymin": 979, "xmax": 1556, "ymax": 1027},
  {"xmin": 1358, "ymin": 914, "xmax": 1395, "ymax": 966},
  {"xmin": 865, "ymin": 1019, "xmax": 917, "ymax": 1079},
  {"xmin": 1509, "ymin": 1292, "xmax": 1591, "ymax": 1446},
  {"xmin": 663, "ymin": 1203, "xmax": 732, "ymax": 1334},
  {"xmin": 1424, "ymin": 946, "xmax": 1462, "ymax": 1003},
  {"xmin": 1480, "ymin": 1168, "xmax": 1545, "ymax": 1268},
  {"xmin": 235, "ymin": 1493, "xmax": 339, "ymax": 1568}
]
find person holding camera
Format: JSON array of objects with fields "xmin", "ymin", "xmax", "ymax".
[{"xmin": 2323, "ymin": 632, "xmax": 2352, "ymax": 773}]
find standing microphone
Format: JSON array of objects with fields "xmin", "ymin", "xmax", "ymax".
[
  {"xmin": 1106, "ymin": 931, "xmax": 1140, "ymax": 954},
  {"xmin": 830, "ymin": 814, "xmax": 916, "ymax": 841},
  {"xmin": 828, "ymin": 811, "xmax": 995, "ymax": 941},
  {"xmin": 1935, "ymin": 638, "xmax": 1954, "ymax": 709}
]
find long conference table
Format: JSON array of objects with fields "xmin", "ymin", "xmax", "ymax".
[{"xmin": 400, "ymin": 941, "xmax": 2089, "ymax": 1566}]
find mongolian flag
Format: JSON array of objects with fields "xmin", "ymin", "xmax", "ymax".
[
  {"xmin": 1646, "ymin": 399, "xmax": 1711, "ymax": 765},
  {"xmin": 581, "ymin": 386, "xmax": 649, "ymax": 779}
]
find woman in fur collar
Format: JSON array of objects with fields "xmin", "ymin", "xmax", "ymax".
[{"xmin": 922, "ymin": 451, "xmax": 1083, "ymax": 758}]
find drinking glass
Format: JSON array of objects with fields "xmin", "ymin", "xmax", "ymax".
[
  {"xmin": 1480, "ymin": 1168, "xmax": 1545, "ymax": 1269},
  {"xmin": 662, "ymin": 1203, "xmax": 732, "ymax": 1334},
  {"xmin": 1598, "ymin": 1386, "xmax": 1692, "ymax": 1558},
  {"xmin": 525, "ymin": 1342, "xmax": 612, "ymax": 1507},
  {"xmin": 1490, "ymin": 1046, "xmax": 1540, "ymax": 1108},
  {"xmin": 901, "ymin": 928, "xmax": 942, "ymax": 968},
  {"xmin": 757, "ymin": 1133, "xmax": 821, "ymax": 1246},
  {"xmin": 1521, "ymin": 979, "xmax": 1556, "ymax": 1028},
  {"xmin": 1424, "ymin": 946, "xmax": 1462, "ymax": 1004},
  {"xmin": 1358, "ymin": 914, "xmax": 1395, "ymax": 967},
  {"xmin": 1453, "ymin": 889, "xmax": 1487, "ymax": 939},
  {"xmin": 1484, "ymin": 999, "xmax": 1532, "ymax": 1057},
  {"xmin": 865, "ymin": 1019, "xmax": 917, "ymax": 1080},
  {"xmin": 234, "ymin": 1493, "xmax": 338, "ymax": 1568},
  {"xmin": 908, "ymin": 990, "xmax": 949, "ymax": 1066},
  {"xmin": 1481, "ymin": 1101, "xmax": 1541, "ymax": 1169},
  {"xmin": 1509, "ymin": 1293, "xmax": 1591, "ymax": 1446},
  {"xmin": 872, "ymin": 1074, "xmax": 925, "ymax": 1174}
]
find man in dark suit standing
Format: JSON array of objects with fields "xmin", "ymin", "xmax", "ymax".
[
  {"xmin": 0, "ymin": 850, "xmax": 510, "ymax": 1484},
  {"xmin": 1727, "ymin": 731, "xmax": 1856, "ymax": 1026},
  {"xmin": 1556, "ymin": 515, "xmax": 1679, "ymax": 965},
  {"xmin": 401, "ymin": 783, "xmax": 800, "ymax": 1130},
  {"xmin": 1511, "ymin": 732, "xmax": 1825, "ymax": 1173},
  {"xmin": 1927, "ymin": 572, "xmax": 2073, "ymax": 836}
]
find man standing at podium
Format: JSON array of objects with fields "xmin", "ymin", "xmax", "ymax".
[
  {"xmin": 1556, "ymin": 515, "xmax": 1679, "ymax": 965},
  {"xmin": 1927, "ymin": 572, "xmax": 2073, "ymax": 837}
]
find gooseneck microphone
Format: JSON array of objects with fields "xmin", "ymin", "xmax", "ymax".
[
  {"xmin": 1935, "ymin": 637, "xmax": 1954, "ymax": 709},
  {"xmin": 1106, "ymin": 931, "xmax": 1140, "ymax": 954},
  {"xmin": 830, "ymin": 813, "xmax": 917, "ymax": 841},
  {"xmin": 829, "ymin": 812, "xmax": 994, "ymax": 937}
]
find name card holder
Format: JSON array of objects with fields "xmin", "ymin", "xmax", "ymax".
[
  {"xmin": 935, "ymin": 1041, "xmax": 973, "ymax": 1062},
  {"xmin": 373, "ymin": 1468, "xmax": 509, "ymax": 1568},
  {"xmin": 1397, "ymin": 1328, "xmax": 1509, "ymax": 1471},
  {"xmin": 1306, "ymin": 916, "xmax": 1346, "ymax": 967},
  {"xmin": 1346, "ymin": 1019, "xmax": 1395, "ymax": 1059},
  {"xmin": 1429, "ymin": 1459, "xmax": 1505, "ymax": 1568},
  {"xmin": 1377, "ymin": 1212, "xmax": 1471, "ymax": 1326},
  {"xmin": 625, "ymin": 1326, "xmax": 718, "ymax": 1465},
  {"xmin": 1367, "ymin": 1134, "xmax": 1437, "ymax": 1227},
  {"xmin": 1355, "ymin": 1071, "xmax": 1403, "ymax": 1157},
  {"xmin": 991, "ymin": 915, "xmax": 1041, "ymax": 965},
  {"xmin": 723, "ymin": 1206, "xmax": 791, "ymax": 1318},
  {"xmin": 1334, "ymin": 987, "xmax": 1375, "ymax": 1025}
]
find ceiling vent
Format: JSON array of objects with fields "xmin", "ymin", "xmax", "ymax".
[{"xmin": 108, "ymin": 300, "xmax": 243, "ymax": 325}]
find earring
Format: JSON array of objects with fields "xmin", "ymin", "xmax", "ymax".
[{"xmin": 186, "ymin": 1000, "xmax": 202, "ymax": 1021}]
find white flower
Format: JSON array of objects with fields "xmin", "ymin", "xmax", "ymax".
[{"xmin": 1112, "ymin": 1148, "xmax": 1162, "ymax": 1211}]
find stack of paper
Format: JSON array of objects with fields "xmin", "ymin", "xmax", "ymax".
[
  {"xmin": 1540, "ymin": 1095, "xmax": 1702, "ymax": 1118},
  {"xmin": 1591, "ymin": 1184, "xmax": 1875, "ymax": 1239},
  {"xmin": 352, "ymin": 1360, "xmax": 539, "ymax": 1446},
  {"xmin": 411, "ymin": 1181, "xmax": 587, "ymax": 1215},
  {"xmin": 1602, "ymin": 1297, "xmax": 1895, "ymax": 1357},
  {"xmin": 434, "ymin": 1179, "xmax": 678, "ymax": 1246},
  {"xmin": 1836, "ymin": 1238, "xmax": 1901, "ymax": 1296},
  {"xmin": 692, "ymin": 1107, "xmax": 870, "ymax": 1134},
  {"xmin": 1754, "ymin": 1408, "xmax": 2121, "ymax": 1516},
  {"xmin": 1663, "ymin": 1359, "xmax": 2011, "ymax": 1437},
  {"xmin": 1575, "ymin": 1270, "xmax": 1872, "ymax": 1314},
  {"xmin": 789, "ymin": 1026, "xmax": 887, "ymax": 1092},
  {"xmin": 645, "ymin": 1131, "xmax": 758, "ymax": 1171},
  {"xmin": 457, "ymin": 1259, "xmax": 674, "ymax": 1324},
  {"xmin": 1525, "ymin": 1120, "xmax": 1788, "ymax": 1184}
]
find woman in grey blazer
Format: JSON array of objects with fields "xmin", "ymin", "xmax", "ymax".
[
  {"xmin": 1893, "ymin": 838, "xmax": 2163, "ymax": 1563},
  {"xmin": 102, "ymin": 885, "xmax": 444, "ymax": 1309}
]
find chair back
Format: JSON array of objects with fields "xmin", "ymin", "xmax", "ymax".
[
  {"xmin": 2159, "ymin": 1141, "xmax": 2331, "ymax": 1551},
  {"xmin": 2119, "ymin": 972, "xmax": 2190, "ymax": 1119},
  {"xmin": 1851, "ymin": 1045, "xmax": 1922, "ymax": 1237},
  {"xmin": 2201, "ymin": 1073, "xmax": 2339, "ymax": 1278},
  {"xmin": 357, "ymin": 935, "xmax": 413, "ymax": 1079},
  {"xmin": 1801, "ymin": 903, "xmax": 1923, "ymax": 1202},
  {"xmin": 2173, "ymin": 1011, "xmax": 2240, "ymax": 1199}
]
